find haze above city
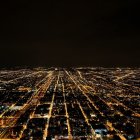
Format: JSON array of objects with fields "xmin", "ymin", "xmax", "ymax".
[{"xmin": 0, "ymin": 1, "xmax": 140, "ymax": 68}]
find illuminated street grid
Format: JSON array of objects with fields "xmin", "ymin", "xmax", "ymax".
[{"xmin": 0, "ymin": 68, "xmax": 139, "ymax": 140}]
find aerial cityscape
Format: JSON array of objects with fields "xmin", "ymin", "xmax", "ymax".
[
  {"xmin": 0, "ymin": 0, "xmax": 140, "ymax": 140},
  {"xmin": 0, "ymin": 67, "xmax": 139, "ymax": 140}
]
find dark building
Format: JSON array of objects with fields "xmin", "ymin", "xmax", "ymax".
[{"xmin": 133, "ymin": 116, "xmax": 140, "ymax": 139}]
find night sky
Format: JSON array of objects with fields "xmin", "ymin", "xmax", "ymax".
[{"xmin": 0, "ymin": 1, "xmax": 140, "ymax": 68}]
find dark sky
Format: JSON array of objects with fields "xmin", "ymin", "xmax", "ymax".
[{"xmin": 0, "ymin": 0, "xmax": 140, "ymax": 68}]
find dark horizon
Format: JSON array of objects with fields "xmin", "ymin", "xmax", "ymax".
[{"xmin": 0, "ymin": 1, "xmax": 140, "ymax": 68}]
